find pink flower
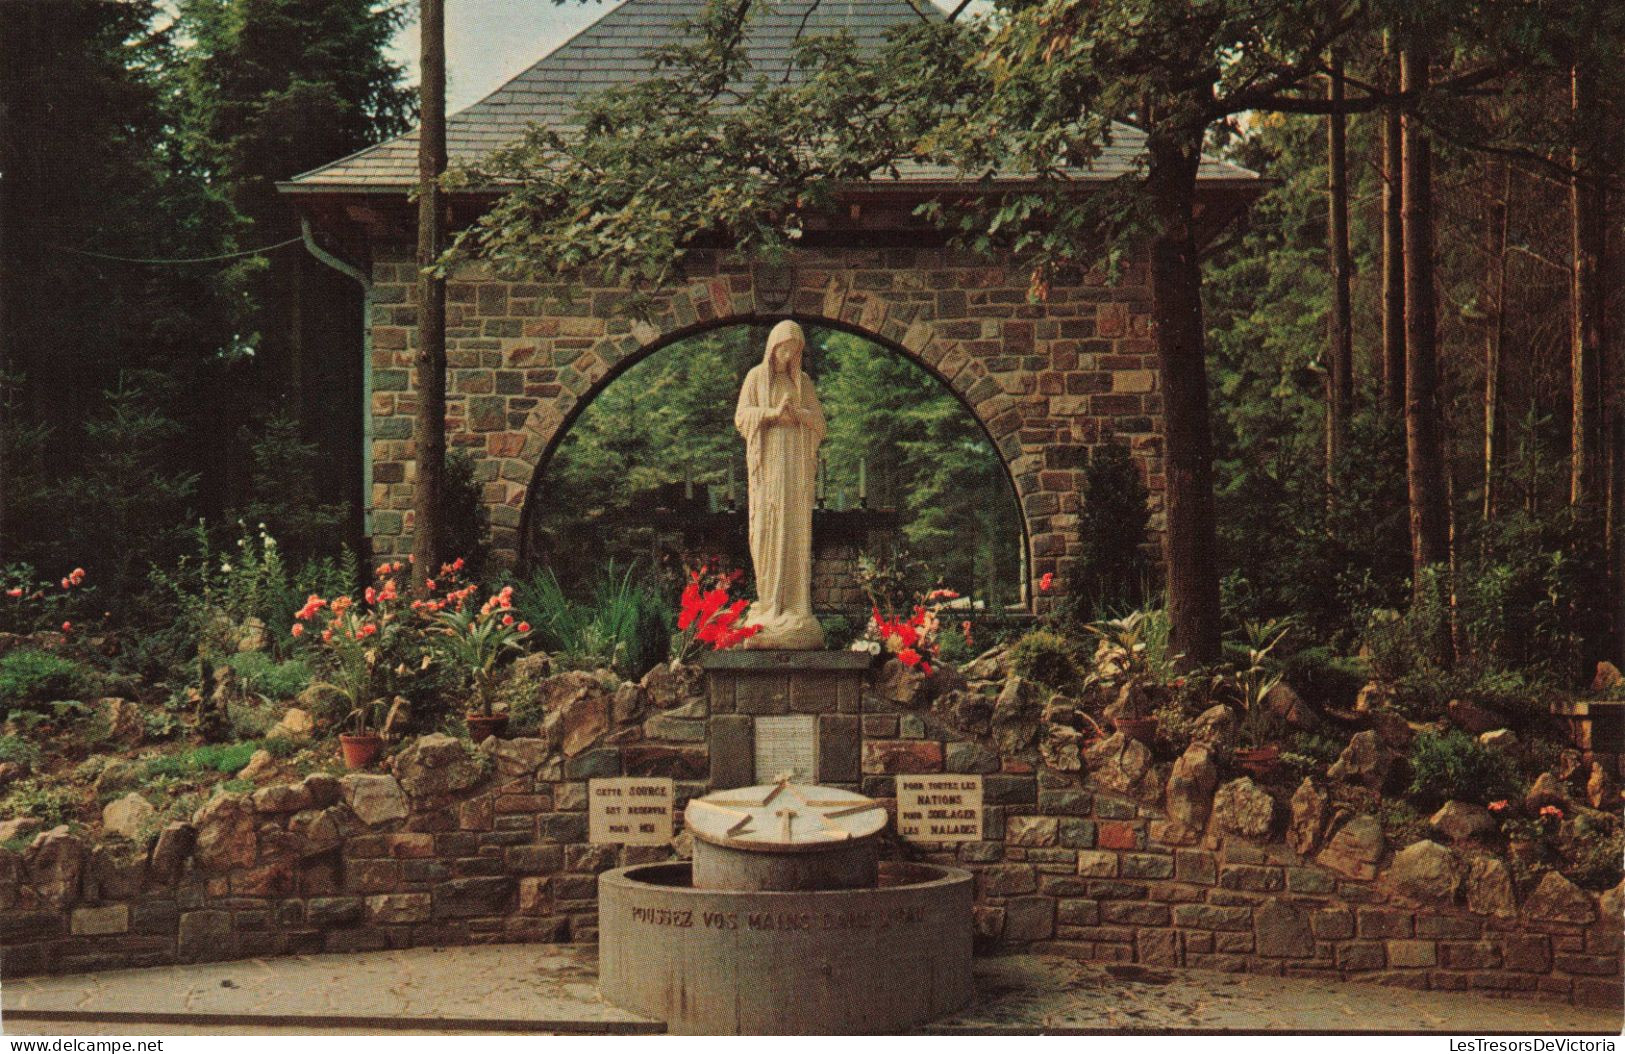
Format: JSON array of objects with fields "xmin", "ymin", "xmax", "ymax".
[
  {"xmin": 291, "ymin": 624, "xmax": 305, "ymax": 638},
  {"xmin": 1038, "ymin": 572, "xmax": 1054, "ymax": 592},
  {"xmin": 502, "ymin": 614, "xmax": 514, "ymax": 626},
  {"xmin": 60, "ymin": 621, "xmax": 72, "ymax": 633},
  {"xmin": 4, "ymin": 588, "xmax": 20, "ymax": 598},
  {"xmin": 1488, "ymin": 800, "xmax": 1509, "ymax": 813},
  {"xmin": 517, "ymin": 622, "xmax": 530, "ymax": 633}
]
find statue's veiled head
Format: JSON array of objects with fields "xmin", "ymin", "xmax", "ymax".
[{"xmin": 765, "ymin": 319, "xmax": 805, "ymax": 375}]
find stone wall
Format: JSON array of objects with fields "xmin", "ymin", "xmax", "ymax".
[
  {"xmin": 3, "ymin": 660, "xmax": 1619, "ymax": 1008},
  {"xmin": 365, "ymin": 245, "xmax": 1168, "ymax": 609}
]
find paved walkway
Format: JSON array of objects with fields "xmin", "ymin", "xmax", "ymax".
[{"xmin": 2, "ymin": 946, "xmax": 1620, "ymax": 1035}]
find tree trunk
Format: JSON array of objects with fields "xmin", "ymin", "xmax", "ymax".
[
  {"xmin": 1482, "ymin": 159, "xmax": 1510, "ymax": 523},
  {"xmin": 1381, "ymin": 35, "xmax": 1406, "ymax": 417},
  {"xmin": 1401, "ymin": 45, "xmax": 1452, "ymax": 663},
  {"xmin": 1569, "ymin": 63, "xmax": 1607, "ymax": 510},
  {"xmin": 1146, "ymin": 125, "xmax": 1222, "ymax": 666},
  {"xmin": 1326, "ymin": 52, "xmax": 1354, "ymax": 479},
  {"xmin": 411, "ymin": 0, "xmax": 448, "ymax": 590}
]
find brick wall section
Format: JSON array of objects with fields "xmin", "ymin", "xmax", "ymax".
[
  {"xmin": 3, "ymin": 665, "xmax": 1618, "ymax": 1007},
  {"xmin": 366, "ymin": 246, "xmax": 1167, "ymax": 610}
]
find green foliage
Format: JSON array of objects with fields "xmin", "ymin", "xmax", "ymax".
[
  {"xmin": 513, "ymin": 563, "xmax": 669, "ymax": 680},
  {"xmin": 0, "ymin": 735, "xmax": 40, "ymax": 767},
  {"xmin": 1279, "ymin": 646, "xmax": 1368, "ymax": 710},
  {"xmin": 438, "ymin": 450, "xmax": 491, "ymax": 581},
  {"xmin": 1068, "ymin": 439, "xmax": 1151, "ymax": 621},
  {"xmin": 1009, "ymin": 630, "xmax": 1081, "ymax": 691},
  {"xmin": 224, "ymin": 652, "xmax": 312, "ymax": 701},
  {"xmin": 425, "ymin": 587, "xmax": 531, "ymax": 716},
  {"xmin": 1567, "ymin": 828, "xmax": 1625, "ymax": 890},
  {"xmin": 0, "ymin": 651, "xmax": 88, "ymax": 710},
  {"xmin": 141, "ymin": 740, "xmax": 263, "ymax": 781},
  {"xmin": 227, "ymin": 412, "xmax": 349, "ymax": 564},
  {"xmin": 1405, "ymin": 730, "xmax": 1521, "ymax": 808},
  {"xmin": 0, "ymin": 779, "xmax": 79, "ymax": 828}
]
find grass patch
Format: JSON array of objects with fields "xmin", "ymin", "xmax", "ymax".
[
  {"xmin": 0, "ymin": 735, "xmax": 40, "ymax": 767},
  {"xmin": 141, "ymin": 740, "xmax": 264, "ymax": 780},
  {"xmin": 0, "ymin": 650, "xmax": 87, "ymax": 707}
]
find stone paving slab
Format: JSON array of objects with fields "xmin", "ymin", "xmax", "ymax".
[{"xmin": 3, "ymin": 946, "xmax": 1620, "ymax": 1035}]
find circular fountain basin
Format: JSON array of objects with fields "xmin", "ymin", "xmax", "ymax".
[{"xmin": 598, "ymin": 860, "xmax": 975, "ymax": 1035}]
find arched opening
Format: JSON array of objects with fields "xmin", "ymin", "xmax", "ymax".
[{"xmin": 518, "ymin": 317, "xmax": 1030, "ymax": 625}]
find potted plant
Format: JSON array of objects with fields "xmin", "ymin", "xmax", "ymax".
[
  {"xmin": 293, "ymin": 564, "xmax": 409, "ymax": 768},
  {"xmin": 1230, "ymin": 618, "xmax": 1292, "ymax": 776},
  {"xmin": 425, "ymin": 582, "xmax": 531, "ymax": 742},
  {"xmin": 1084, "ymin": 611, "xmax": 1167, "ymax": 744}
]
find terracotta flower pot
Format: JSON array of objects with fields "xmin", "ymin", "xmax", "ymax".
[
  {"xmin": 1113, "ymin": 715, "xmax": 1159, "ymax": 744},
  {"xmin": 465, "ymin": 713, "xmax": 508, "ymax": 743},
  {"xmin": 1233, "ymin": 744, "xmax": 1281, "ymax": 778},
  {"xmin": 339, "ymin": 733, "xmax": 384, "ymax": 770}
]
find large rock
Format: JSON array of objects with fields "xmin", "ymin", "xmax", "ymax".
[
  {"xmin": 1211, "ymin": 777, "xmax": 1274, "ymax": 840},
  {"xmin": 934, "ymin": 690, "xmax": 993, "ymax": 737},
  {"xmin": 1602, "ymin": 879, "xmax": 1624, "ymax": 922},
  {"xmin": 1523, "ymin": 870, "xmax": 1595, "ymax": 924},
  {"xmin": 1327, "ymin": 730, "xmax": 1395, "ymax": 790},
  {"xmin": 1465, "ymin": 855, "xmax": 1517, "ymax": 919},
  {"xmin": 1039, "ymin": 723, "xmax": 1083, "ymax": 772},
  {"xmin": 1190, "ymin": 704, "xmax": 1238, "ymax": 749},
  {"xmin": 612, "ymin": 683, "xmax": 650, "ymax": 726},
  {"xmin": 1523, "ymin": 771, "xmax": 1569, "ymax": 813},
  {"xmin": 1367, "ymin": 709, "xmax": 1415, "ymax": 751},
  {"xmin": 1085, "ymin": 732, "xmax": 1158, "ymax": 801},
  {"xmin": 340, "ymin": 773, "xmax": 409, "ymax": 826},
  {"xmin": 1428, "ymin": 800, "xmax": 1497, "ymax": 844},
  {"xmin": 101, "ymin": 792, "xmax": 155, "ymax": 840},
  {"xmin": 236, "ymin": 748, "xmax": 279, "ymax": 783},
  {"xmin": 1165, "ymin": 744, "xmax": 1218, "ymax": 832},
  {"xmin": 267, "ymin": 707, "xmax": 315, "ymax": 741},
  {"xmin": 992, "ymin": 676, "xmax": 1043, "ymax": 755},
  {"xmin": 1288, "ymin": 778, "xmax": 1330, "ymax": 856},
  {"xmin": 88, "ymin": 841, "xmax": 146, "ymax": 900},
  {"xmin": 393, "ymin": 733, "xmax": 483, "ymax": 799},
  {"xmin": 288, "ymin": 806, "xmax": 350, "ymax": 857},
  {"xmin": 1386, "ymin": 839, "xmax": 1460, "ymax": 902},
  {"xmin": 549, "ymin": 673, "xmax": 611, "ymax": 757},
  {"xmin": 25, "ymin": 826, "xmax": 84, "ymax": 908},
  {"xmin": 480, "ymin": 736, "xmax": 551, "ymax": 779},
  {"xmin": 191, "ymin": 793, "xmax": 257, "ymax": 871},
  {"xmin": 640, "ymin": 661, "xmax": 701, "ymax": 710},
  {"xmin": 92, "ymin": 759, "xmax": 142, "ymax": 798},
  {"xmin": 97, "ymin": 698, "xmax": 143, "ymax": 745},
  {"xmin": 0, "ymin": 847, "xmax": 18, "ymax": 909},
  {"xmin": 1317, "ymin": 814, "xmax": 1383, "ymax": 880},
  {"xmin": 149, "ymin": 821, "xmax": 196, "ymax": 883},
  {"xmin": 1445, "ymin": 698, "xmax": 1502, "ymax": 736},
  {"xmin": 875, "ymin": 658, "xmax": 927, "ymax": 708},
  {"xmin": 1264, "ymin": 683, "xmax": 1318, "ymax": 731},
  {"xmin": 0, "ymin": 817, "xmax": 44, "ymax": 843},
  {"xmin": 1585, "ymin": 763, "xmax": 1617, "ymax": 811}
]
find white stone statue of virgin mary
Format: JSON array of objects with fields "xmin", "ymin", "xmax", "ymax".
[{"xmin": 734, "ymin": 320, "xmax": 826, "ymax": 650}]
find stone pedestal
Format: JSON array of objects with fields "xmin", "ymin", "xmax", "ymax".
[{"xmin": 700, "ymin": 651, "xmax": 872, "ymax": 790}]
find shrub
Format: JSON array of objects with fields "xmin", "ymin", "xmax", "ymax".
[
  {"xmin": 0, "ymin": 735, "xmax": 40, "ymax": 767},
  {"xmin": 1280, "ymin": 646, "xmax": 1369, "ymax": 708},
  {"xmin": 1067, "ymin": 439, "xmax": 1151, "ymax": 622},
  {"xmin": 225, "ymin": 652, "xmax": 312, "ymax": 700},
  {"xmin": 1009, "ymin": 630, "xmax": 1081, "ymax": 691},
  {"xmin": 0, "ymin": 650, "xmax": 87, "ymax": 709},
  {"xmin": 1568, "ymin": 828, "xmax": 1625, "ymax": 890},
  {"xmin": 0, "ymin": 779, "xmax": 79, "ymax": 827},
  {"xmin": 514, "ymin": 562, "xmax": 669, "ymax": 679},
  {"xmin": 141, "ymin": 740, "xmax": 264, "ymax": 781},
  {"xmin": 1405, "ymin": 730, "xmax": 1520, "ymax": 807}
]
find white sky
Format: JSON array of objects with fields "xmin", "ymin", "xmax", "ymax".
[{"xmin": 389, "ymin": 0, "xmax": 979, "ymax": 113}]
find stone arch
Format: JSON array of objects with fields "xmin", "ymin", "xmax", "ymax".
[{"xmin": 501, "ymin": 273, "xmax": 1039, "ymax": 608}]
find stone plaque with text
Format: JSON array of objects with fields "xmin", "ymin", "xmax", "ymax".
[
  {"xmin": 589, "ymin": 777, "xmax": 675, "ymax": 845},
  {"xmin": 752, "ymin": 714, "xmax": 818, "ymax": 783},
  {"xmin": 896, "ymin": 775, "xmax": 982, "ymax": 842}
]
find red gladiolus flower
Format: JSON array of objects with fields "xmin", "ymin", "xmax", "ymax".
[
  {"xmin": 1488, "ymin": 800, "xmax": 1509, "ymax": 813},
  {"xmin": 898, "ymin": 647, "xmax": 921, "ymax": 667},
  {"xmin": 920, "ymin": 661, "xmax": 933, "ymax": 676},
  {"xmin": 291, "ymin": 624, "xmax": 305, "ymax": 638},
  {"xmin": 1039, "ymin": 572, "xmax": 1054, "ymax": 592}
]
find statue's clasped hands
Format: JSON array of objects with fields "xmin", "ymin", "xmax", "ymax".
[{"xmin": 771, "ymin": 395, "xmax": 801, "ymax": 426}]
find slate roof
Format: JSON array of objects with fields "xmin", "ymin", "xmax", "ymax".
[{"xmin": 282, "ymin": 0, "xmax": 1259, "ymax": 193}]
